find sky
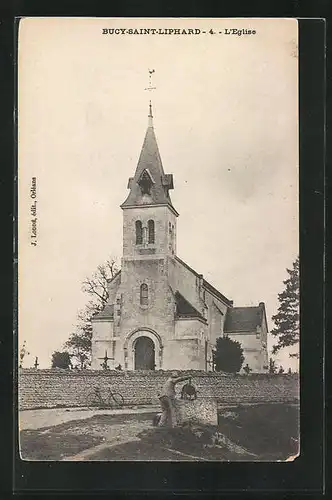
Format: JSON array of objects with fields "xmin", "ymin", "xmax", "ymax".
[{"xmin": 18, "ymin": 18, "xmax": 299, "ymax": 370}]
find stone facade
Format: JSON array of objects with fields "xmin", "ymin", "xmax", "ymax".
[
  {"xmin": 224, "ymin": 303, "xmax": 269, "ymax": 372},
  {"xmin": 174, "ymin": 398, "xmax": 218, "ymax": 426},
  {"xmin": 90, "ymin": 104, "xmax": 269, "ymax": 372},
  {"xmin": 227, "ymin": 331, "xmax": 268, "ymax": 373}
]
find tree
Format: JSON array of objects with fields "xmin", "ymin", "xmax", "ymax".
[
  {"xmin": 271, "ymin": 256, "xmax": 299, "ymax": 358},
  {"xmin": 51, "ymin": 351, "xmax": 72, "ymax": 369},
  {"xmin": 213, "ymin": 336, "xmax": 244, "ymax": 373},
  {"xmin": 64, "ymin": 258, "xmax": 119, "ymax": 369},
  {"xmin": 19, "ymin": 340, "xmax": 30, "ymax": 368},
  {"xmin": 65, "ymin": 332, "xmax": 90, "ymax": 370}
]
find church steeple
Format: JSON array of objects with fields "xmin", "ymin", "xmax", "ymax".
[
  {"xmin": 121, "ymin": 102, "xmax": 178, "ymax": 216},
  {"xmin": 148, "ymin": 99, "xmax": 153, "ymax": 128}
]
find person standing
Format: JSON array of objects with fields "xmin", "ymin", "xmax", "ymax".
[{"xmin": 158, "ymin": 371, "xmax": 191, "ymax": 427}]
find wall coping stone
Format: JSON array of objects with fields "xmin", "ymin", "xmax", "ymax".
[{"xmin": 19, "ymin": 368, "xmax": 299, "ymax": 380}]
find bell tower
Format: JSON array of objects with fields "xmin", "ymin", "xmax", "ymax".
[{"xmin": 116, "ymin": 99, "xmax": 179, "ymax": 370}]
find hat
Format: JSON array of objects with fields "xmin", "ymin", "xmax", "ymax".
[{"xmin": 171, "ymin": 371, "xmax": 179, "ymax": 378}]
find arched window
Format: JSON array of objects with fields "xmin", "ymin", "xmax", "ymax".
[
  {"xmin": 135, "ymin": 220, "xmax": 143, "ymax": 245},
  {"xmin": 148, "ymin": 219, "xmax": 155, "ymax": 244},
  {"xmin": 140, "ymin": 283, "xmax": 148, "ymax": 306}
]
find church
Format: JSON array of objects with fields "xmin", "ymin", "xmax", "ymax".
[{"xmin": 91, "ymin": 103, "xmax": 269, "ymax": 372}]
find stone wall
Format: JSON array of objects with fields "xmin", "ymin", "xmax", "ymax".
[{"xmin": 18, "ymin": 369, "xmax": 299, "ymax": 411}]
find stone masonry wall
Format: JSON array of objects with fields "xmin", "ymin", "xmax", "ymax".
[{"xmin": 18, "ymin": 369, "xmax": 299, "ymax": 410}]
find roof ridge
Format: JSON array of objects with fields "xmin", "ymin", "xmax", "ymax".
[
  {"xmin": 231, "ymin": 305, "xmax": 261, "ymax": 310},
  {"xmin": 174, "ymin": 256, "xmax": 232, "ymax": 306}
]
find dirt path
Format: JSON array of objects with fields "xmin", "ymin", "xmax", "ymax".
[{"xmin": 19, "ymin": 406, "xmax": 159, "ymax": 430}]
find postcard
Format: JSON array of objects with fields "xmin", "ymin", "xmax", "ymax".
[{"xmin": 18, "ymin": 17, "xmax": 299, "ymax": 462}]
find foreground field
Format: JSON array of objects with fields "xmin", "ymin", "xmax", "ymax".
[{"xmin": 19, "ymin": 403, "xmax": 299, "ymax": 462}]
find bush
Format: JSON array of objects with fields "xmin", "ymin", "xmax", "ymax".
[
  {"xmin": 213, "ymin": 336, "xmax": 244, "ymax": 373},
  {"xmin": 51, "ymin": 351, "xmax": 72, "ymax": 369}
]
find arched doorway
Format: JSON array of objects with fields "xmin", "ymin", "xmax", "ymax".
[
  {"xmin": 124, "ymin": 328, "xmax": 163, "ymax": 370},
  {"xmin": 134, "ymin": 336, "xmax": 155, "ymax": 370}
]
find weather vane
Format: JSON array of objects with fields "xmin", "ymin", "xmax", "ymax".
[{"xmin": 144, "ymin": 69, "xmax": 156, "ymax": 93}]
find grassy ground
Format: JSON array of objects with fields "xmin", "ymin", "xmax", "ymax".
[
  {"xmin": 95, "ymin": 426, "xmax": 245, "ymax": 461},
  {"xmin": 20, "ymin": 413, "xmax": 156, "ymax": 461},
  {"xmin": 19, "ymin": 404, "xmax": 299, "ymax": 461},
  {"xmin": 217, "ymin": 403, "xmax": 299, "ymax": 460},
  {"xmin": 20, "ymin": 430, "xmax": 102, "ymax": 461},
  {"xmin": 92, "ymin": 438, "xmax": 240, "ymax": 461}
]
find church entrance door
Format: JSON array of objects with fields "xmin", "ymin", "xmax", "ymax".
[{"xmin": 134, "ymin": 336, "xmax": 155, "ymax": 370}]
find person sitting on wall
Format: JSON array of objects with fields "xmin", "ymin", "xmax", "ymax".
[{"xmin": 158, "ymin": 371, "xmax": 191, "ymax": 427}]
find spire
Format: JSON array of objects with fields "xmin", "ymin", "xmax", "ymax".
[
  {"xmin": 148, "ymin": 100, "xmax": 153, "ymax": 128},
  {"xmin": 121, "ymin": 103, "xmax": 177, "ymax": 215},
  {"xmin": 145, "ymin": 69, "xmax": 156, "ymax": 129}
]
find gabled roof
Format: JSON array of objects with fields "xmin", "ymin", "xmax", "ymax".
[
  {"xmin": 224, "ymin": 304, "xmax": 266, "ymax": 333},
  {"xmin": 121, "ymin": 103, "xmax": 177, "ymax": 215},
  {"xmin": 174, "ymin": 256, "xmax": 233, "ymax": 307},
  {"xmin": 203, "ymin": 279, "xmax": 233, "ymax": 307},
  {"xmin": 174, "ymin": 291, "xmax": 206, "ymax": 321},
  {"xmin": 92, "ymin": 304, "xmax": 114, "ymax": 320}
]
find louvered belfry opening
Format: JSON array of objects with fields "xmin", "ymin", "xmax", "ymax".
[
  {"xmin": 138, "ymin": 170, "xmax": 153, "ymax": 195},
  {"xmin": 135, "ymin": 220, "xmax": 143, "ymax": 244},
  {"xmin": 148, "ymin": 219, "xmax": 155, "ymax": 244}
]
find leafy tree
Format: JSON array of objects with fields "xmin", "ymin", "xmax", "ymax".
[
  {"xmin": 19, "ymin": 340, "xmax": 30, "ymax": 368},
  {"xmin": 65, "ymin": 333, "xmax": 90, "ymax": 370},
  {"xmin": 213, "ymin": 336, "xmax": 244, "ymax": 373},
  {"xmin": 51, "ymin": 351, "xmax": 72, "ymax": 369},
  {"xmin": 64, "ymin": 258, "xmax": 119, "ymax": 369},
  {"xmin": 271, "ymin": 256, "xmax": 299, "ymax": 358}
]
